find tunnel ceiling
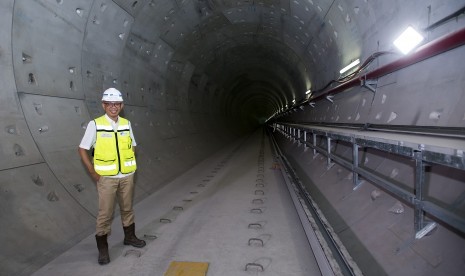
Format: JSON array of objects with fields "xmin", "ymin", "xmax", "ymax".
[{"xmin": 127, "ymin": 0, "xmax": 358, "ymax": 125}]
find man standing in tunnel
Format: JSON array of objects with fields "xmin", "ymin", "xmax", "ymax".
[{"xmin": 78, "ymin": 88, "xmax": 146, "ymax": 265}]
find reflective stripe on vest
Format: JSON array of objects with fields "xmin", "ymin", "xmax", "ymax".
[
  {"xmin": 93, "ymin": 115, "xmax": 137, "ymax": 175},
  {"xmin": 94, "ymin": 164, "xmax": 117, "ymax": 172}
]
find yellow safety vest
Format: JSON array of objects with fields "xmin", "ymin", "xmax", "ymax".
[{"xmin": 93, "ymin": 115, "xmax": 137, "ymax": 175}]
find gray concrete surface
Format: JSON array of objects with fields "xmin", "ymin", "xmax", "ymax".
[
  {"xmin": 1, "ymin": 0, "xmax": 465, "ymax": 275},
  {"xmin": 32, "ymin": 132, "xmax": 320, "ymax": 276}
]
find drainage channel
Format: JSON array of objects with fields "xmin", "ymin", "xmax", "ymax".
[{"xmin": 268, "ymin": 128, "xmax": 363, "ymax": 276}]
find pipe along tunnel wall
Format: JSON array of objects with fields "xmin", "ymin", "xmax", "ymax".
[{"xmin": 1, "ymin": 0, "xmax": 465, "ymax": 275}]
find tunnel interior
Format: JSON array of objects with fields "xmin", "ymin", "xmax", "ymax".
[{"xmin": 1, "ymin": 0, "xmax": 465, "ymax": 275}]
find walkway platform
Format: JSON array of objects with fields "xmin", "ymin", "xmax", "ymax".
[{"xmin": 32, "ymin": 131, "xmax": 321, "ymax": 276}]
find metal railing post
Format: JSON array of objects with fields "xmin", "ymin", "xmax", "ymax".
[
  {"xmin": 326, "ymin": 137, "xmax": 334, "ymax": 169},
  {"xmin": 304, "ymin": 130, "xmax": 308, "ymax": 149},
  {"xmin": 312, "ymin": 133, "xmax": 318, "ymax": 158},
  {"xmin": 352, "ymin": 143, "xmax": 363, "ymax": 190},
  {"xmin": 414, "ymin": 151, "xmax": 425, "ymax": 232}
]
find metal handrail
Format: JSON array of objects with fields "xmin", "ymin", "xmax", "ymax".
[{"xmin": 275, "ymin": 123, "xmax": 465, "ymax": 236}]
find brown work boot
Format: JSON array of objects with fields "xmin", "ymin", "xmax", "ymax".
[
  {"xmin": 95, "ymin": 234, "xmax": 110, "ymax": 265},
  {"xmin": 123, "ymin": 223, "xmax": 146, "ymax": 248}
]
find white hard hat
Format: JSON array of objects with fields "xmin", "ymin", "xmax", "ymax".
[{"xmin": 102, "ymin": 88, "xmax": 123, "ymax": 102}]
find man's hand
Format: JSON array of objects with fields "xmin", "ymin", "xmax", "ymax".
[
  {"xmin": 90, "ymin": 171, "xmax": 101, "ymax": 183},
  {"xmin": 78, "ymin": 147, "xmax": 101, "ymax": 183}
]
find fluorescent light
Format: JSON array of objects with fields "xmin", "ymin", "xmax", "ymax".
[
  {"xmin": 305, "ymin": 89, "xmax": 312, "ymax": 95},
  {"xmin": 393, "ymin": 26, "xmax": 424, "ymax": 54},
  {"xmin": 340, "ymin": 59, "xmax": 360, "ymax": 74}
]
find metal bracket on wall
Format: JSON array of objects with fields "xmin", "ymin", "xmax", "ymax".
[
  {"xmin": 361, "ymin": 78, "xmax": 377, "ymax": 93},
  {"xmin": 415, "ymin": 222, "xmax": 437, "ymax": 239},
  {"xmin": 276, "ymin": 123, "xmax": 465, "ymax": 236}
]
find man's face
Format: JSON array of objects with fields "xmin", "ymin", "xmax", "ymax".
[{"xmin": 102, "ymin": 101, "xmax": 123, "ymax": 119}]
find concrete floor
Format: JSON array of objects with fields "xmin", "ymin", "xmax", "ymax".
[{"xmin": 32, "ymin": 131, "xmax": 321, "ymax": 276}]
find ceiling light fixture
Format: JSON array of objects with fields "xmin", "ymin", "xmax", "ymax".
[
  {"xmin": 393, "ymin": 26, "xmax": 424, "ymax": 54},
  {"xmin": 340, "ymin": 59, "xmax": 360, "ymax": 74},
  {"xmin": 305, "ymin": 89, "xmax": 312, "ymax": 95}
]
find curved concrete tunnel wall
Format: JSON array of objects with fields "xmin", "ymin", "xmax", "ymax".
[
  {"xmin": 2, "ymin": 1, "xmax": 245, "ymax": 274},
  {"xmin": 1, "ymin": 0, "xmax": 465, "ymax": 275}
]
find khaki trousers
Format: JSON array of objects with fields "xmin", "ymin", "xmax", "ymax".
[{"xmin": 96, "ymin": 174, "xmax": 135, "ymax": 236}]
